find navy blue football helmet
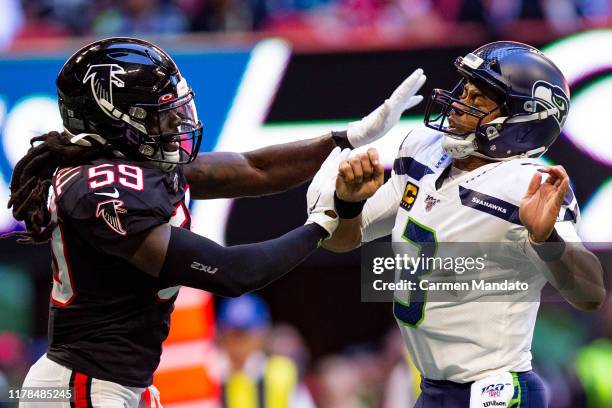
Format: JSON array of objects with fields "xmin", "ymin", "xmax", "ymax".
[
  {"xmin": 57, "ymin": 37, "xmax": 203, "ymax": 167},
  {"xmin": 424, "ymin": 41, "xmax": 570, "ymax": 160}
]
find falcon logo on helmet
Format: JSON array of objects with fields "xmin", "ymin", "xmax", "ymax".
[
  {"xmin": 83, "ymin": 64, "xmax": 126, "ymax": 116},
  {"xmin": 81, "ymin": 63, "xmax": 147, "ymax": 135},
  {"xmin": 57, "ymin": 37, "xmax": 203, "ymax": 169}
]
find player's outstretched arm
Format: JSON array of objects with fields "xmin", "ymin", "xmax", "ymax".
[
  {"xmin": 184, "ymin": 69, "xmax": 426, "ymax": 199},
  {"xmin": 184, "ymin": 135, "xmax": 336, "ymax": 199},
  {"xmin": 126, "ymin": 222, "xmax": 326, "ymax": 297},
  {"xmin": 112, "ymin": 148, "xmax": 349, "ymax": 296},
  {"xmin": 520, "ymin": 165, "xmax": 606, "ymax": 311}
]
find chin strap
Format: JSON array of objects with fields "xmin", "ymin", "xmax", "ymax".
[
  {"xmin": 508, "ymin": 106, "xmax": 560, "ymax": 123},
  {"xmin": 469, "ymin": 147, "xmax": 547, "ymax": 162},
  {"xmin": 481, "ymin": 105, "xmax": 560, "ymax": 129},
  {"xmin": 442, "ymin": 133, "xmax": 547, "ymax": 161},
  {"xmin": 98, "ymin": 99, "xmax": 148, "ymax": 134},
  {"xmin": 66, "ymin": 128, "xmax": 183, "ymax": 171},
  {"xmin": 158, "ymin": 162, "xmax": 177, "ymax": 172},
  {"xmin": 152, "ymin": 148, "xmax": 181, "ymax": 172},
  {"xmin": 441, "ymin": 101, "xmax": 556, "ymax": 161},
  {"xmin": 442, "ymin": 134, "xmax": 477, "ymax": 159},
  {"xmin": 65, "ymin": 129, "xmax": 127, "ymax": 159},
  {"xmin": 66, "ymin": 131, "xmax": 108, "ymax": 147}
]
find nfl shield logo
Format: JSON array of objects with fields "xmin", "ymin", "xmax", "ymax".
[{"xmin": 424, "ymin": 195, "xmax": 440, "ymax": 212}]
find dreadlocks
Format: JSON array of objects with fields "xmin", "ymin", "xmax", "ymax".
[{"xmin": 7, "ymin": 131, "xmax": 108, "ymax": 243}]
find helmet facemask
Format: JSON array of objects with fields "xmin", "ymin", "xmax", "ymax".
[
  {"xmin": 424, "ymin": 78, "xmax": 507, "ymax": 159},
  {"xmin": 133, "ymin": 91, "xmax": 203, "ymax": 171},
  {"xmin": 424, "ymin": 79, "xmax": 506, "ymax": 135},
  {"xmin": 61, "ymin": 84, "xmax": 203, "ymax": 171}
]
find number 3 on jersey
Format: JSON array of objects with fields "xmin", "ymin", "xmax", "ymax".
[{"xmin": 393, "ymin": 218, "xmax": 437, "ymax": 328}]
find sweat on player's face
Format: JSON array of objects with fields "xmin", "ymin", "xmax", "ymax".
[{"xmin": 338, "ymin": 148, "xmax": 382, "ymax": 184}]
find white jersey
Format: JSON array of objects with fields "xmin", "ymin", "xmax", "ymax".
[{"xmin": 361, "ymin": 127, "xmax": 580, "ymax": 383}]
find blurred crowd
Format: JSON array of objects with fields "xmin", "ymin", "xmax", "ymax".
[
  {"xmin": 0, "ymin": 0, "xmax": 610, "ymax": 50},
  {"xmin": 0, "ymin": 292, "xmax": 610, "ymax": 408}
]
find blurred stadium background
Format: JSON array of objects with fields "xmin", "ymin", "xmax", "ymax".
[{"xmin": 0, "ymin": 0, "xmax": 611, "ymax": 407}]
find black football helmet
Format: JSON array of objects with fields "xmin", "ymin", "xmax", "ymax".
[
  {"xmin": 57, "ymin": 37, "xmax": 203, "ymax": 168},
  {"xmin": 424, "ymin": 41, "xmax": 570, "ymax": 160}
]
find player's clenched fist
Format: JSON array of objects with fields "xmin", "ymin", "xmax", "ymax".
[{"xmin": 336, "ymin": 148, "xmax": 384, "ymax": 202}]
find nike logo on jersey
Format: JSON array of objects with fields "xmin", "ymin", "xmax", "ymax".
[{"xmin": 94, "ymin": 187, "xmax": 120, "ymax": 199}]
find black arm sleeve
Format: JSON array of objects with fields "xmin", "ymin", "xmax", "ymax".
[{"xmin": 158, "ymin": 224, "xmax": 327, "ymax": 297}]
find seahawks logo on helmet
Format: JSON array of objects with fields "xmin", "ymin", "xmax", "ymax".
[
  {"xmin": 532, "ymin": 80, "xmax": 569, "ymax": 128},
  {"xmin": 82, "ymin": 64, "xmax": 126, "ymax": 119}
]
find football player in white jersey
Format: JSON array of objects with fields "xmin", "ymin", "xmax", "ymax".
[{"xmin": 317, "ymin": 42, "xmax": 606, "ymax": 408}]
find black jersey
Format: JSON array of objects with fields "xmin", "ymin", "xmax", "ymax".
[{"xmin": 46, "ymin": 157, "xmax": 190, "ymax": 387}]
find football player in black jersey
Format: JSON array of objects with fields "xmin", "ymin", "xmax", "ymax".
[{"xmin": 7, "ymin": 38, "xmax": 425, "ymax": 407}]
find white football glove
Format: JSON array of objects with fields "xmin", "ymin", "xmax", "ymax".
[
  {"xmin": 306, "ymin": 147, "xmax": 351, "ymax": 237},
  {"xmin": 346, "ymin": 68, "xmax": 426, "ymax": 148}
]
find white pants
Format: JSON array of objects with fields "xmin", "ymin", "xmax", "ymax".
[{"xmin": 19, "ymin": 354, "xmax": 162, "ymax": 408}]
